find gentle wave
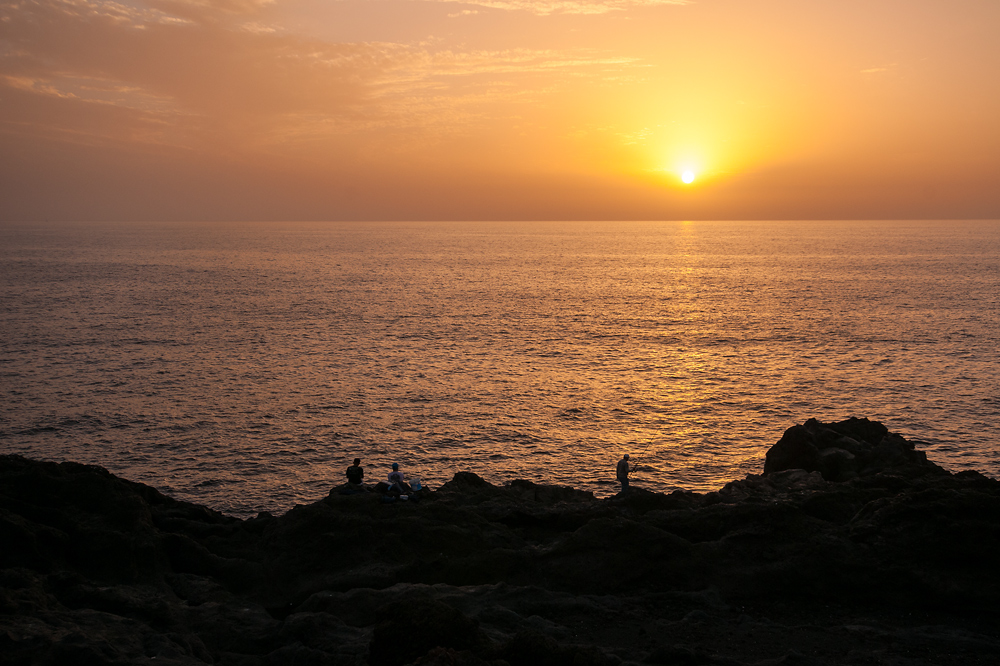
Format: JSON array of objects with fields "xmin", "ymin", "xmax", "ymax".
[{"xmin": 2, "ymin": 220, "xmax": 999, "ymax": 517}]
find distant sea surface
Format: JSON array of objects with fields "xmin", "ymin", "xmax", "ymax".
[{"xmin": 2, "ymin": 220, "xmax": 998, "ymax": 516}]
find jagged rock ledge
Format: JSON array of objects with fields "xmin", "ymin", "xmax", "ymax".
[{"xmin": 2, "ymin": 418, "xmax": 999, "ymax": 666}]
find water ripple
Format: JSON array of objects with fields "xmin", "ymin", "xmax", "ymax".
[{"xmin": 2, "ymin": 220, "xmax": 998, "ymax": 517}]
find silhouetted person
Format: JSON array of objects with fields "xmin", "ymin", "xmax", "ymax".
[
  {"xmin": 387, "ymin": 462, "xmax": 412, "ymax": 496},
  {"xmin": 346, "ymin": 458, "xmax": 364, "ymax": 486},
  {"xmin": 617, "ymin": 454, "xmax": 635, "ymax": 492}
]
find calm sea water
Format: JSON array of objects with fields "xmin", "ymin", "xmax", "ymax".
[{"xmin": 2, "ymin": 220, "xmax": 998, "ymax": 516}]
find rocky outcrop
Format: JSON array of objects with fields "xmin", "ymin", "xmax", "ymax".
[
  {"xmin": 2, "ymin": 419, "xmax": 999, "ymax": 665},
  {"xmin": 763, "ymin": 417, "xmax": 943, "ymax": 481}
]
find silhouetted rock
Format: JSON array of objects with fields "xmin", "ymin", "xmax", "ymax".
[
  {"xmin": 763, "ymin": 425, "xmax": 821, "ymax": 477},
  {"xmin": 2, "ymin": 418, "xmax": 999, "ymax": 665},
  {"xmin": 499, "ymin": 629, "xmax": 611, "ymax": 666},
  {"xmin": 369, "ymin": 599, "xmax": 492, "ymax": 666},
  {"xmin": 440, "ymin": 472, "xmax": 494, "ymax": 492},
  {"xmin": 764, "ymin": 417, "xmax": 946, "ymax": 481}
]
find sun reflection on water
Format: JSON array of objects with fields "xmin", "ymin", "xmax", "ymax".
[{"xmin": 2, "ymin": 220, "xmax": 998, "ymax": 516}]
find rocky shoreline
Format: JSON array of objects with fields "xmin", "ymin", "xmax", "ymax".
[{"xmin": 2, "ymin": 418, "xmax": 999, "ymax": 665}]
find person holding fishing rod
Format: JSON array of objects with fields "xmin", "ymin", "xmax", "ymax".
[
  {"xmin": 616, "ymin": 454, "xmax": 640, "ymax": 492},
  {"xmin": 616, "ymin": 454, "xmax": 634, "ymax": 492},
  {"xmin": 618, "ymin": 440, "xmax": 652, "ymax": 493}
]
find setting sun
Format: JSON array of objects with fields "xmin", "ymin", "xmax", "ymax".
[{"xmin": 1, "ymin": 0, "xmax": 998, "ymax": 221}]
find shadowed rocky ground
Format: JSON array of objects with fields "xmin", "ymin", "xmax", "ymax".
[{"xmin": 2, "ymin": 418, "xmax": 999, "ymax": 665}]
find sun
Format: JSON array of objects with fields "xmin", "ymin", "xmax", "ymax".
[{"xmin": 681, "ymin": 170, "xmax": 696, "ymax": 184}]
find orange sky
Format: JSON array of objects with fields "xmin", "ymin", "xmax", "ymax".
[{"xmin": 2, "ymin": 0, "xmax": 999, "ymax": 221}]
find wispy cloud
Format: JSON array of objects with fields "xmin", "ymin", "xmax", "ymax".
[
  {"xmin": 1, "ymin": 0, "xmax": 195, "ymax": 27},
  {"xmin": 0, "ymin": 0, "xmax": 643, "ymax": 157},
  {"xmin": 435, "ymin": 0, "xmax": 690, "ymax": 16},
  {"xmin": 149, "ymin": 0, "xmax": 277, "ymax": 14},
  {"xmin": 861, "ymin": 63, "xmax": 897, "ymax": 75},
  {"xmin": 240, "ymin": 21, "xmax": 278, "ymax": 33}
]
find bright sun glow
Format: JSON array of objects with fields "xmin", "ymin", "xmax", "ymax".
[{"xmin": 681, "ymin": 170, "xmax": 696, "ymax": 184}]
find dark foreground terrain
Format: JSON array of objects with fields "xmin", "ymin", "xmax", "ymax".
[{"xmin": 2, "ymin": 418, "xmax": 999, "ymax": 665}]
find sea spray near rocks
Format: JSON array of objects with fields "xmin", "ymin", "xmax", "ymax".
[{"xmin": 1, "ymin": 419, "xmax": 999, "ymax": 665}]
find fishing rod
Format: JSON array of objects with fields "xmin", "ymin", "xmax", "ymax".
[{"xmin": 630, "ymin": 438, "xmax": 656, "ymax": 471}]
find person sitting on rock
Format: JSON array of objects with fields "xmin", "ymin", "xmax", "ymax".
[
  {"xmin": 387, "ymin": 462, "xmax": 412, "ymax": 497},
  {"xmin": 346, "ymin": 458, "xmax": 364, "ymax": 486},
  {"xmin": 617, "ymin": 454, "xmax": 635, "ymax": 492}
]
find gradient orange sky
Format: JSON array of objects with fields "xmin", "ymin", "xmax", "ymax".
[{"xmin": 2, "ymin": 0, "xmax": 999, "ymax": 221}]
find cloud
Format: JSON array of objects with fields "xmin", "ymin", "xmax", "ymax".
[
  {"xmin": 149, "ymin": 0, "xmax": 277, "ymax": 15},
  {"xmin": 0, "ymin": 0, "xmax": 195, "ymax": 28},
  {"xmin": 861, "ymin": 63, "xmax": 897, "ymax": 75},
  {"xmin": 240, "ymin": 21, "xmax": 278, "ymax": 33},
  {"xmin": 0, "ymin": 0, "xmax": 643, "ymax": 160},
  {"xmin": 434, "ymin": 0, "xmax": 690, "ymax": 16}
]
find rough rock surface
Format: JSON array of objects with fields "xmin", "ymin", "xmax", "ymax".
[{"xmin": 2, "ymin": 418, "xmax": 999, "ymax": 665}]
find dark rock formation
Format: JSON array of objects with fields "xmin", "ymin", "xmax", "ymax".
[
  {"xmin": 2, "ymin": 419, "xmax": 999, "ymax": 665},
  {"xmin": 368, "ymin": 599, "xmax": 494, "ymax": 666},
  {"xmin": 763, "ymin": 417, "xmax": 941, "ymax": 481}
]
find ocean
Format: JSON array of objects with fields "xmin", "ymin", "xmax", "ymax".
[{"xmin": 2, "ymin": 220, "xmax": 998, "ymax": 517}]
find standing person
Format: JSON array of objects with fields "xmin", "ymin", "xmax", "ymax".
[
  {"xmin": 616, "ymin": 454, "xmax": 634, "ymax": 493},
  {"xmin": 346, "ymin": 458, "xmax": 364, "ymax": 486}
]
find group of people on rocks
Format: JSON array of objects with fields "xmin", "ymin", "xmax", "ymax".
[
  {"xmin": 344, "ymin": 453, "xmax": 638, "ymax": 497},
  {"xmin": 344, "ymin": 458, "xmax": 423, "ymax": 500}
]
